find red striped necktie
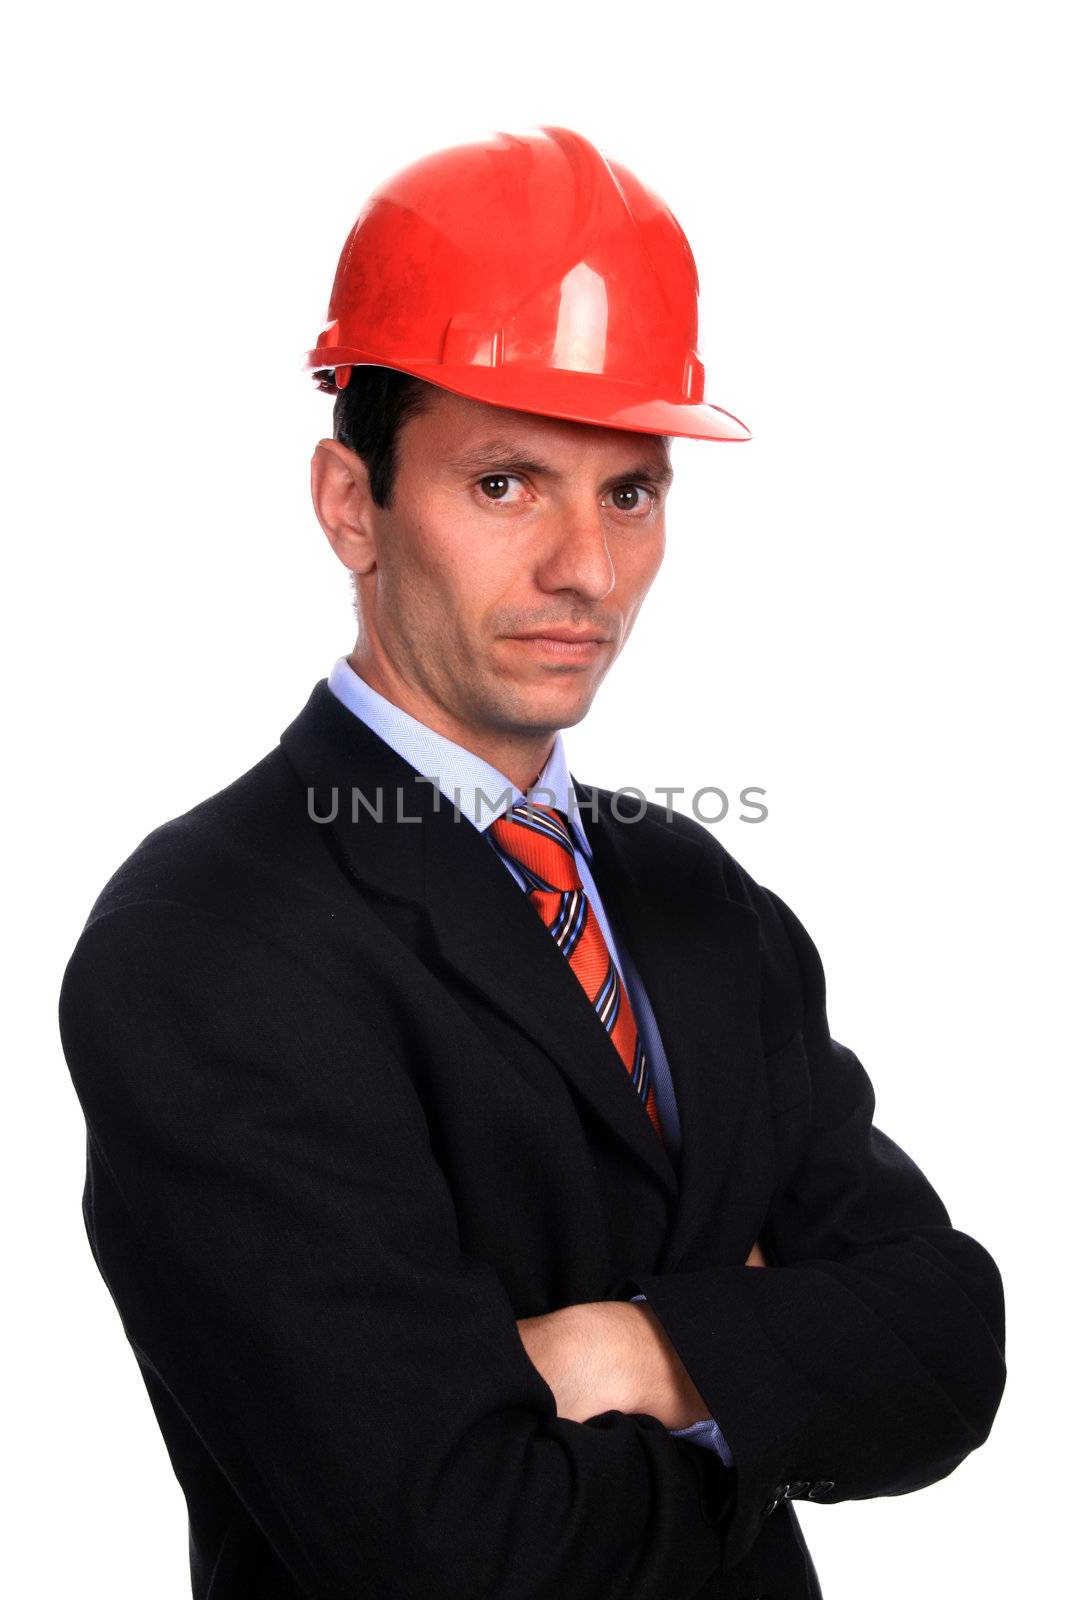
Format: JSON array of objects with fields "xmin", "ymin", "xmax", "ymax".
[{"xmin": 488, "ymin": 800, "xmax": 663, "ymax": 1141}]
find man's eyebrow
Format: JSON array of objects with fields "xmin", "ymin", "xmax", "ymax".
[
  {"xmin": 607, "ymin": 456, "xmax": 674, "ymax": 489},
  {"xmin": 444, "ymin": 440, "xmax": 674, "ymax": 489},
  {"xmin": 445, "ymin": 445, "xmax": 563, "ymax": 481}
]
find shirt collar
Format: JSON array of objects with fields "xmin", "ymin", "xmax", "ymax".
[{"xmin": 326, "ymin": 656, "xmax": 593, "ymax": 860}]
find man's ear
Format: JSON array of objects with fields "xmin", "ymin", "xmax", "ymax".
[{"xmin": 309, "ymin": 438, "xmax": 378, "ymax": 575}]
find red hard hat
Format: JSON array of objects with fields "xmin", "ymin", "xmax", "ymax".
[{"xmin": 304, "ymin": 125, "xmax": 749, "ymax": 443}]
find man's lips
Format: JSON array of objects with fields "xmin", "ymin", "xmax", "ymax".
[
  {"xmin": 502, "ymin": 633, "xmax": 610, "ymax": 662},
  {"xmin": 506, "ymin": 631, "xmax": 611, "ymax": 643}
]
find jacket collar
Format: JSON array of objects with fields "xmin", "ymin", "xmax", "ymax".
[{"xmin": 280, "ymin": 680, "xmax": 762, "ymax": 1267}]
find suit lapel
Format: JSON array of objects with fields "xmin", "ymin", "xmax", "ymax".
[
  {"xmin": 280, "ymin": 682, "xmax": 764, "ymax": 1257},
  {"xmin": 279, "ymin": 683, "xmax": 678, "ymax": 1201}
]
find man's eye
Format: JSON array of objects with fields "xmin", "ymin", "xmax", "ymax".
[
  {"xmin": 606, "ymin": 484, "xmax": 655, "ymax": 513},
  {"xmin": 477, "ymin": 474, "xmax": 523, "ymax": 502}
]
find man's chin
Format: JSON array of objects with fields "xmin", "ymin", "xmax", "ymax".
[
  {"xmin": 481, "ymin": 681, "xmax": 598, "ymax": 736},
  {"xmin": 517, "ymin": 676, "xmax": 600, "ymax": 721}
]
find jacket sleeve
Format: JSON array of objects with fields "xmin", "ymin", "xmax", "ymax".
[
  {"xmin": 58, "ymin": 897, "xmax": 734, "ymax": 1600},
  {"xmin": 628, "ymin": 1295, "xmax": 733, "ymax": 1464},
  {"xmin": 618, "ymin": 880, "xmax": 1007, "ymax": 1569}
]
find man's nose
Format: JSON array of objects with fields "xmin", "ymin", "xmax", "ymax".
[{"xmin": 534, "ymin": 502, "xmax": 616, "ymax": 602}]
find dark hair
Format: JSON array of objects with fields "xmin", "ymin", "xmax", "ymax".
[{"xmin": 332, "ymin": 365, "xmax": 438, "ymax": 509}]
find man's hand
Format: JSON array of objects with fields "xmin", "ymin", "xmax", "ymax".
[
  {"xmin": 517, "ymin": 1298, "xmax": 713, "ymax": 1429},
  {"xmin": 517, "ymin": 1238, "xmax": 767, "ymax": 1428},
  {"xmin": 516, "ymin": 1302, "xmax": 638, "ymax": 1424}
]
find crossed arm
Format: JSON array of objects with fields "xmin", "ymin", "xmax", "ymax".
[
  {"xmin": 60, "ymin": 884, "xmax": 1004, "ymax": 1596},
  {"xmin": 517, "ymin": 1242, "xmax": 766, "ymax": 1431}
]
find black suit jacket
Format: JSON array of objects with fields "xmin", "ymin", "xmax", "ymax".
[{"xmin": 58, "ymin": 680, "xmax": 1006, "ymax": 1600}]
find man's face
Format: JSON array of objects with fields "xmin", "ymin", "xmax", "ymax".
[{"xmin": 338, "ymin": 388, "xmax": 672, "ymax": 760}]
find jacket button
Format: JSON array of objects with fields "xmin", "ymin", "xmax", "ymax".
[
  {"xmin": 808, "ymin": 1478, "xmax": 836, "ymax": 1500},
  {"xmin": 785, "ymin": 1480, "xmax": 812, "ymax": 1500},
  {"xmin": 761, "ymin": 1484, "xmax": 788, "ymax": 1516}
]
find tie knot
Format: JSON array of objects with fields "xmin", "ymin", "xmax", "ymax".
[{"xmin": 488, "ymin": 800, "xmax": 581, "ymax": 894}]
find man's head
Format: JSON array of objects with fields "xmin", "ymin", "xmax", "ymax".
[
  {"xmin": 310, "ymin": 366, "xmax": 672, "ymax": 785},
  {"xmin": 305, "ymin": 127, "xmax": 747, "ymax": 785}
]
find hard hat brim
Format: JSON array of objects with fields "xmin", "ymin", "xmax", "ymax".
[{"xmin": 304, "ymin": 352, "xmax": 750, "ymax": 443}]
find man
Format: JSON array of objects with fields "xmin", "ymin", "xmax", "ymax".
[{"xmin": 58, "ymin": 126, "xmax": 1006, "ymax": 1600}]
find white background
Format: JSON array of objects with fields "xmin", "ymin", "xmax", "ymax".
[{"xmin": 5, "ymin": 2, "xmax": 1064, "ymax": 1595}]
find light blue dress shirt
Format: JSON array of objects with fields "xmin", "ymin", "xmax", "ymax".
[{"xmin": 326, "ymin": 656, "xmax": 732, "ymax": 1466}]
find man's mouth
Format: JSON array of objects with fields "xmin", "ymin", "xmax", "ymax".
[{"xmin": 504, "ymin": 633, "xmax": 609, "ymax": 661}]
